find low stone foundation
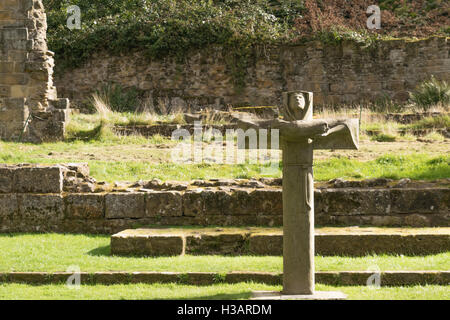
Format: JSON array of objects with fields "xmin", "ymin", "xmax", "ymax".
[
  {"xmin": 110, "ymin": 228, "xmax": 450, "ymax": 257},
  {"xmin": 0, "ymin": 163, "xmax": 448, "ymax": 234}
]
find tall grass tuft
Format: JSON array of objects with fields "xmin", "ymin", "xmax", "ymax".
[
  {"xmin": 93, "ymin": 83, "xmax": 140, "ymax": 113},
  {"xmin": 410, "ymin": 76, "xmax": 450, "ymax": 111},
  {"xmin": 90, "ymin": 92, "xmax": 112, "ymax": 118}
]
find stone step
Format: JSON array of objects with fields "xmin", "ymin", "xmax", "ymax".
[
  {"xmin": 1, "ymin": 271, "xmax": 448, "ymax": 286},
  {"xmin": 110, "ymin": 227, "xmax": 450, "ymax": 257}
]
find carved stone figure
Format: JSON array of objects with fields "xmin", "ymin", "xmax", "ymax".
[{"xmin": 239, "ymin": 91, "xmax": 359, "ymax": 299}]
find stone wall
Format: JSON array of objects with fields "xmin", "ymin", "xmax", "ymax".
[
  {"xmin": 0, "ymin": 0, "xmax": 68, "ymax": 142},
  {"xmin": 0, "ymin": 164, "xmax": 448, "ymax": 234},
  {"xmin": 55, "ymin": 37, "xmax": 450, "ymax": 111}
]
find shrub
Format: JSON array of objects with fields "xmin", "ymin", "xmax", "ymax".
[
  {"xmin": 93, "ymin": 84, "xmax": 141, "ymax": 113},
  {"xmin": 410, "ymin": 76, "xmax": 450, "ymax": 111},
  {"xmin": 44, "ymin": 0, "xmax": 448, "ymax": 73}
]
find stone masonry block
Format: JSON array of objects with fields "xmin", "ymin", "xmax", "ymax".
[
  {"xmin": 0, "ymin": 98, "xmax": 28, "ymax": 122},
  {"xmin": 186, "ymin": 233, "xmax": 247, "ymax": 255},
  {"xmin": 105, "ymin": 193, "xmax": 145, "ymax": 219},
  {"xmin": 17, "ymin": 194, "xmax": 64, "ymax": 220},
  {"xmin": 0, "ymin": 194, "xmax": 18, "ymax": 218},
  {"xmin": 65, "ymin": 194, "xmax": 104, "ymax": 219},
  {"xmin": 146, "ymin": 191, "xmax": 182, "ymax": 217},
  {"xmin": 0, "ymin": 73, "xmax": 27, "ymax": 85},
  {"xmin": 390, "ymin": 189, "xmax": 447, "ymax": 214},
  {"xmin": 14, "ymin": 166, "xmax": 63, "ymax": 193},
  {"xmin": 315, "ymin": 189, "xmax": 390, "ymax": 216},
  {"xmin": 250, "ymin": 189, "xmax": 282, "ymax": 216},
  {"xmin": 0, "ymin": 28, "xmax": 27, "ymax": 40},
  {"xmin": 228, "ymin": 189, "xmax": 253, "ymax": 215},
  {"xmin": 0, "ymin": 166, "xmax": 15, "ymax": 193},
  {"xmin": 182, "ymin": 190, "xmax": 204, "ymax": 217},
  {"xmin": 0, "ymin": 85, "xmax": 11, "ymax": 97},
  {"xmin": 203, "ymin": 190, "xmax": 232, "ymax": 215},
  {"xmin": 111, "ymin": 233, "xmax": 184, "ymax": 256}
]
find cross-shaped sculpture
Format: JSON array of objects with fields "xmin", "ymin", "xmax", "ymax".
[{"xmin": 238, "ymin": 91, "xmax": 359, "ymax": 300}]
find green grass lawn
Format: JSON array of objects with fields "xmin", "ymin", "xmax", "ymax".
[
  {"xmin": 0, "ymin": 137, "xmax": 448, "ymax": 181},
  {"xmin": 0, "ymin": 283, "xmax": 448, "ymax": 300},
  {"xmin": 0, "ymin": 234, "xmax": 448, "ymax": 273}
]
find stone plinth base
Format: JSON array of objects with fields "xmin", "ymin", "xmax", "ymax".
[{"xmin": 251, "ymin": 291, "xmax": 347, "ymax": 300}]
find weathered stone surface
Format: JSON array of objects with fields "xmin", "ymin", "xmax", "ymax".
[
  {"xmin": 0, "ymin": 162, "xmax": 448, "ymax": 232},
  {"xmin": 182, "ymin": 189, "xmax": 204, "ymax": 217},
  {"xmin": 0, "ymin": 194, "xmax": 18, "ymax": 218},
  {"xmin": 315, "ymin": 188, "xmax": 449, "ymax": 216},
  {"xmin": 0, "ymin": 0, "xmax": 68, "ymax": 142},
  {"xmin": 65, "ymin": 194, "xmax": 104, "ymax": 219},
  {"xmin": 62, "ymin": 163, "xmax": 97, "ymax": 193},
  {"xmin": 55, "ymin": 38, "xmax": 450, "ymax": 112},
  {"xmin": 250, "ymin": 189, "xmax": 282, "ymax": 216},
  {"xmin": 146, "ymin": 191, "xmax": 182, "ymax": 217},
  {"xmin": 183, "ymin": 273, "xmax": 218, "ymax": 286},
  {"xmin": 249, "ymin": 234, "xmax": 283, "ymax": 256},
  {"xmin": 390, "ymin": 189, "xmax": 448, "ymax": 214},
  {"xmin": 315, "ymin": 234, "xmax": 450, "ymax": 256},
  {"xmin": 111, "ymin": 230, "xmax": 185, "ymax": 256},
  {"xmin": 92, "ymin": 272, "xmax": 131, "ymax": 285},
  {"xmin": 14, "ymin": 166, "xmax": 63, "ymax": 193},
  {"xmin": 105, "ymin": 193, "xmax": 145, "ymax": 219},
  {"xmin": 17, "ymin": 194, "xmax": 64, "ymax": 220},
  {"xmin": 111, "ymin": 227, "xmax": 450, "ymax": 257},
  {"xmin": 186, "ymin": 233, "xmax": 248, "ymax": 255},
  {"xmin": 7, "ymin": 272, "xmax": 49, "ymax": 284},
  {"xmin": 0, "ymin": 166, "xmax": 15, "ymax": 193},
  {"xmin": 250, "ymin": 231, "xmax": 450, "ymax": 256},
  {"xmin": 130, "ymin": 272, "xmax": 180, "ymax": 284},
  {"xmin": 49, "ymin": 272, "xmax": 90, "ymax": 284}
]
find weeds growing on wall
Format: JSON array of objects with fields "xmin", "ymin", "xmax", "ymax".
[
  {"xmin": 44, "ymin": 0, "xmax": 448, "ymax": 74},
  {"xmin": 45, "ymin": 0, "xmax": 295, "ymax": 91}
]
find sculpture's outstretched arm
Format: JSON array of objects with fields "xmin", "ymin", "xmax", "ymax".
[
  {"xmin": 236, "ymin": 116, "xmax": 359, "ymax": 150},
  {"xmin": 313, "ymin": 119, "xmax": 359, "ymax": 150},
  {"xmin": 236, "ymin": 118, "xmax": 329, "ymax": 140}
]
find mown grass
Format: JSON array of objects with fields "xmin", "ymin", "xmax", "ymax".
[
  {"xmin": 0, "ymin": 137, "xmax": 448, "ymax": 182},
  {"xmin": 0, "ymin": 283, "xmax": 448, "ymax": 300},
  {"xmin": 0, "ymin": 234, "xmax": 448, "ymax": 273}
]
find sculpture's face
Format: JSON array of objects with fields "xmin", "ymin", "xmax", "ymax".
[
  {"xmin": 282, "ymin": 92, "xmax": 311, "ymax": 121},
  {"xmin": 290, "ymin": 93, "xmax": 306, "ymax": 111}
]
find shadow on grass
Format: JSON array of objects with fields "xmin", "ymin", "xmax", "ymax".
[{"xmin": 87, "ymin": 245, "xmax": 111, "ymax": 257}]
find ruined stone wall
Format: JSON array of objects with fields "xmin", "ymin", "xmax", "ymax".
[
  {"xmin": 0, "ymin": 0, "xmax": 68, "ymax": 142},
  {"xmin": 0, "ymin": 164, "xmax": 448, "ymax": 234},
  {"xmin": 55, "ymin": 37, "xmax": 449, "ymax": 111}
]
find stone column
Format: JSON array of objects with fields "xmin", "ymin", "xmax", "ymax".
[{"xmin": 282, "ymin": 139, "xmax": 315, "ymax": 295}]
